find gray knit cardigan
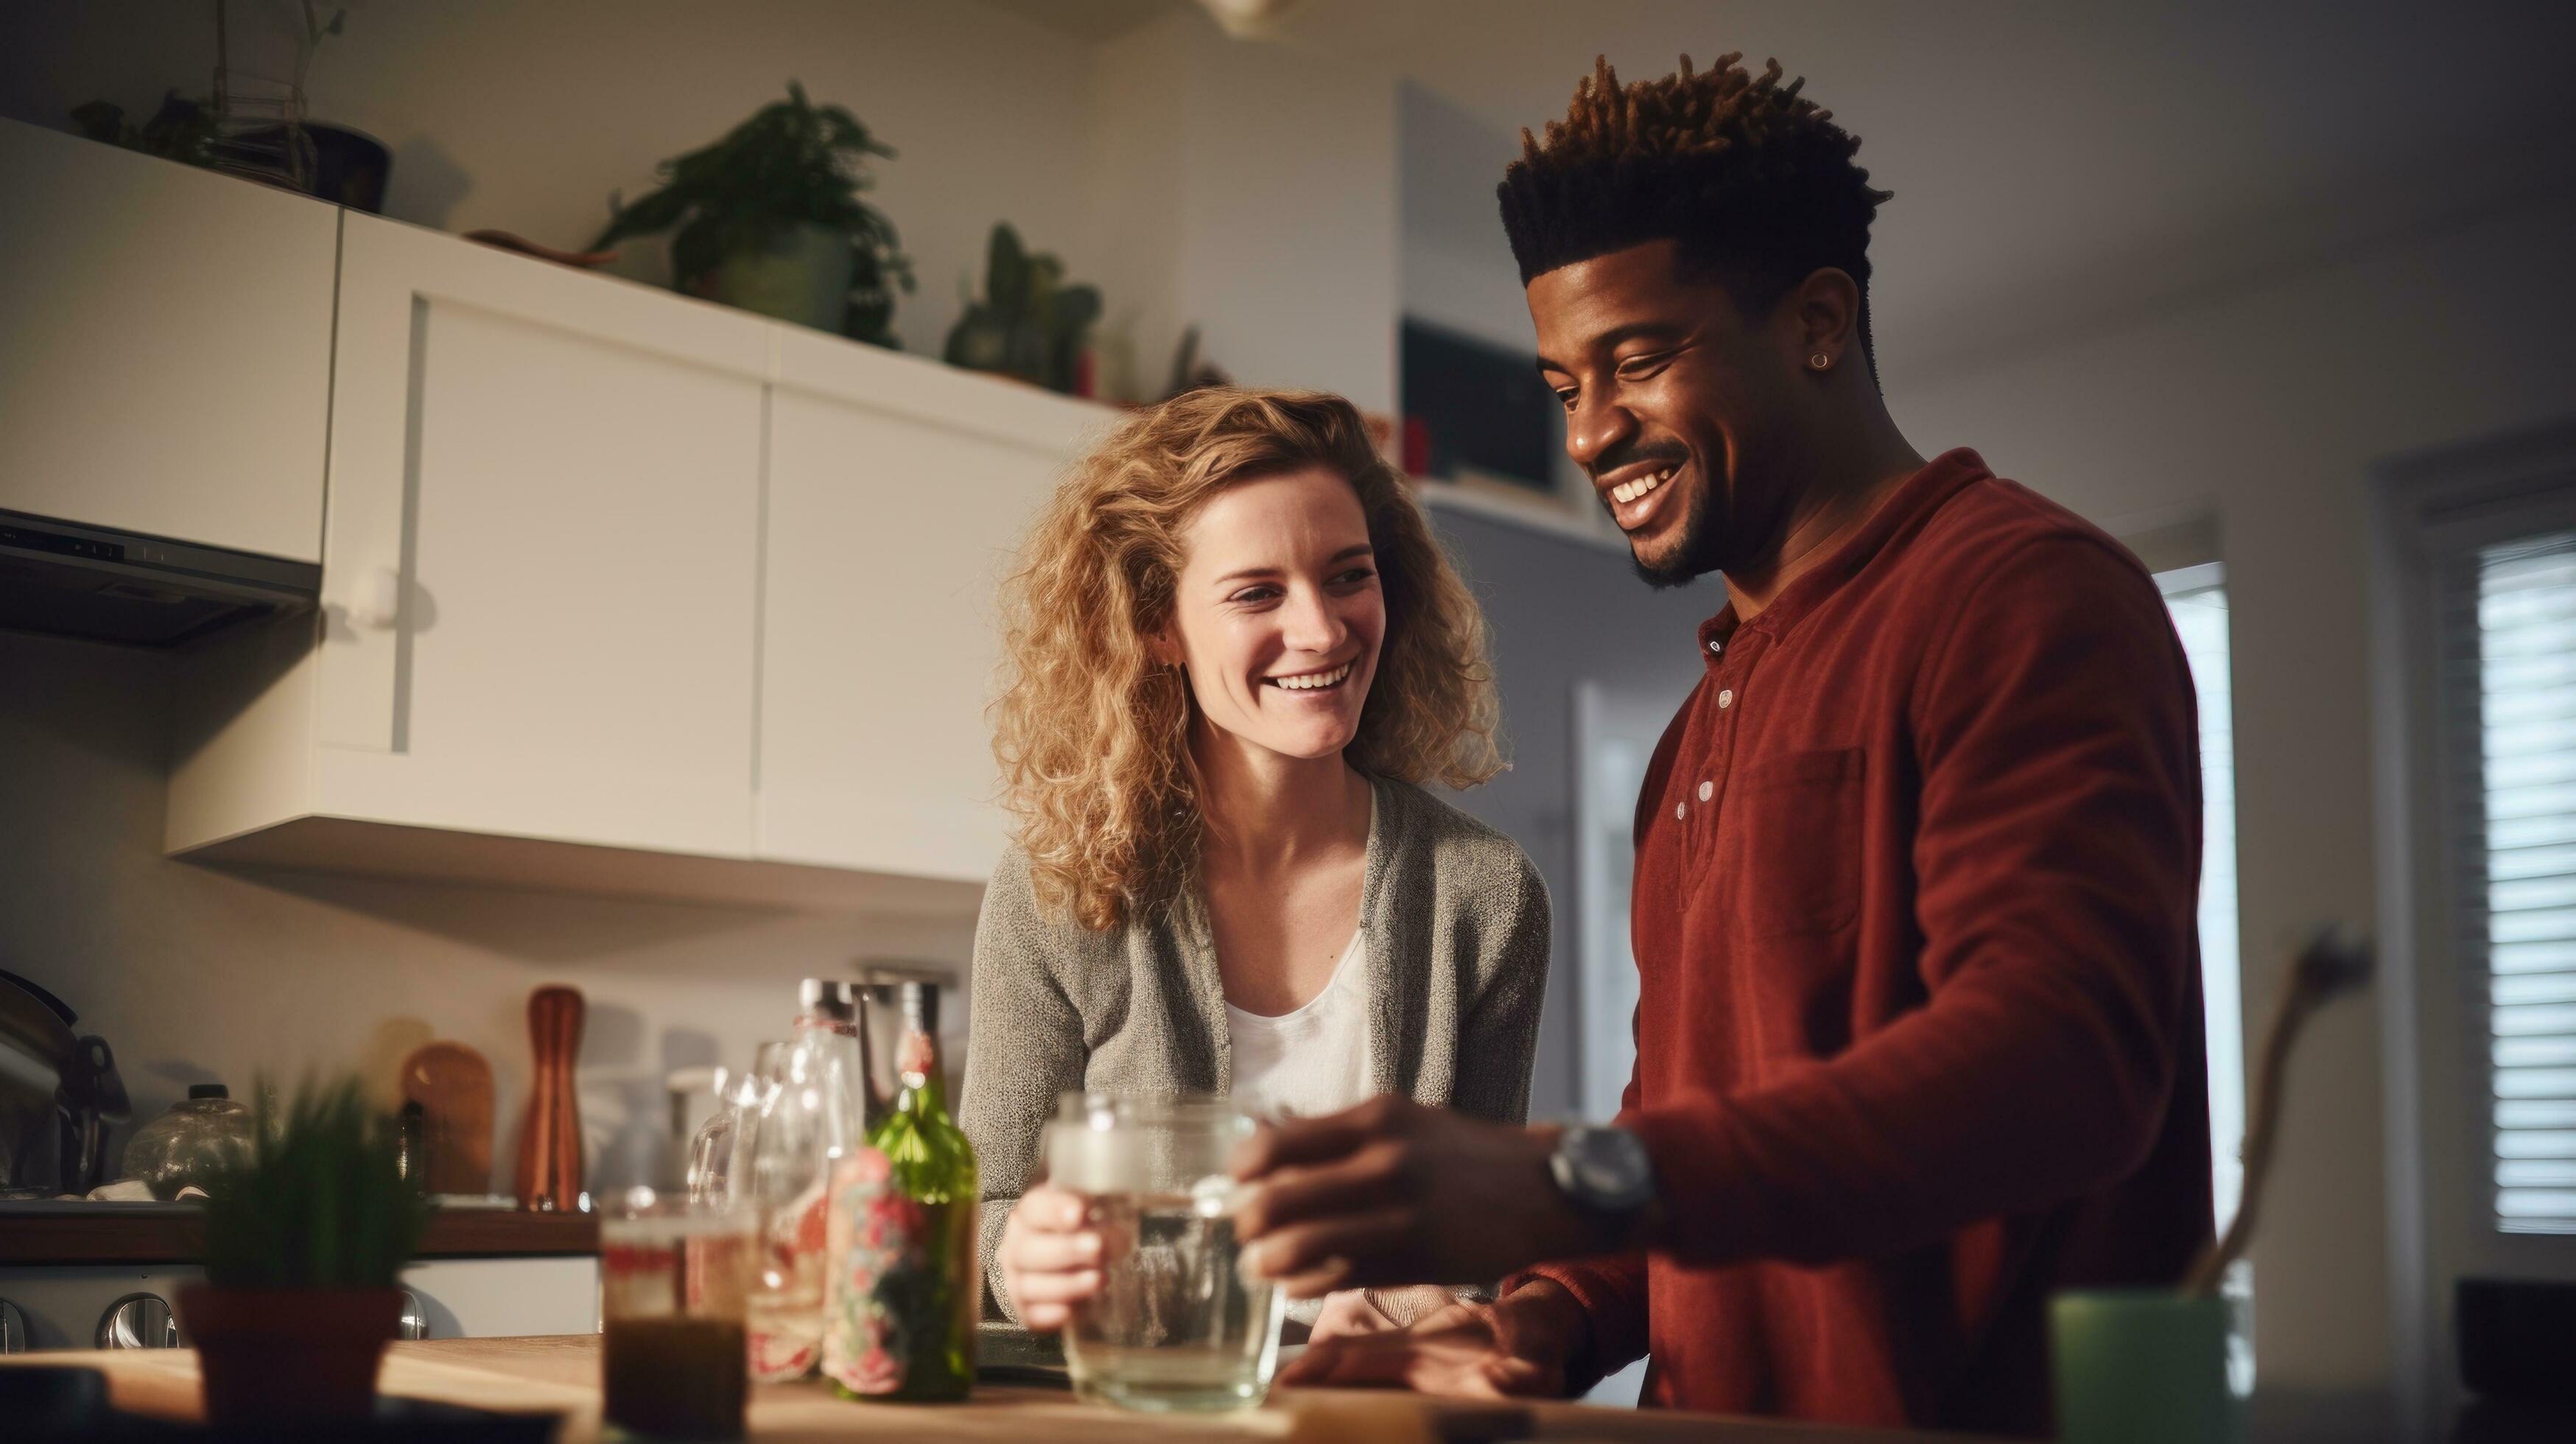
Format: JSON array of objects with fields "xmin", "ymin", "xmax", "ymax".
[{"xmin": 958, "ymin": 774, "xmax": 1552, "ymax": 1322}]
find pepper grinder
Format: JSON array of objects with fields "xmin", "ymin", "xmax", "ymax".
[{"xmin": 515, "ymin": 984, "xmax": 585, "ymax": 1212}]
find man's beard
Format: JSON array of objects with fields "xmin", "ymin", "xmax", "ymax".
[{"xmin": 1628, "ymin": 475, "xmax": 1725, "ymax": 590}]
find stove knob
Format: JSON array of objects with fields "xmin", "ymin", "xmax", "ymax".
[
  {"xmin": 0, "ymin": 1298, "xmax": 26, "ymax": 1353},
  {"xmin": 98, "ymin": 1292, "xmax": 178, "ymax": 1349},
  {"xmin": 397, "ymin": 1289, "xmax": 429, "ymax": 1340}
]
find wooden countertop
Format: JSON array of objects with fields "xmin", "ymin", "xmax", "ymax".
[
  {"xmin": 0, "ymin": 1204, "xmax": 597, "ymax": 1264},
  {"xmin": 1, "ymin": 1333, "xmax": 1993, "ymax": 1443}
]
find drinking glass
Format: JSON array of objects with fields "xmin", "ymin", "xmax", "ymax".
[
  {"xmin": 1045, "ymin": 1093, "xmax": 1284, "ymax": 1412},
  {"xmin": 743, "ymin": 1030, "xmax": 864, "ymax": 1381},
  {"xmin": 600, "ymin": 1188, "xmax": 756, "ymax": 1442}
]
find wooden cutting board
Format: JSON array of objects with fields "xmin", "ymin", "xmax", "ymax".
[{"xmin": 401, "ymin": 1041, "xmax": 495, "ymax": 1195}]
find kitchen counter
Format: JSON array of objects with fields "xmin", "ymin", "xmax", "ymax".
[
  {"xmin": 4, "ymin": 1333, "xmax": 1998, "ymax": 1442},
  {"xmin": 0, "ymin": 1201, "xmax": 596, "ymax": 1264}
]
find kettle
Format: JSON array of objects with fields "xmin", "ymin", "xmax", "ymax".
[{"xmin": 0, "ymin": 969, "xmax": 130, "ymax": 1196}]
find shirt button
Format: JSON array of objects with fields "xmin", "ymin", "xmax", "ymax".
[
  {"xmin": 1674, "ymin": 802, "xmax": 1687, "ymax": 821},
  {"xmin": 1718, "ymin": 689, "xmax": 1735, "ymax": 709},
  {"xmin": 1708, "ymin": 639, "xmax": 1723, "ymax": 656},
  {"xmin": 1697, "ymin": 780, "xmax": 1713, "ymax": 802}
]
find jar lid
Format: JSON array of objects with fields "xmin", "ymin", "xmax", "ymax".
[{"xmin": 188, "ymin": 1083, "xmax": 228, "ymax": 1100}]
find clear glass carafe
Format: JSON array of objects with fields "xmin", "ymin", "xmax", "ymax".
[
  {"xmin": 743, "ymin": 986, "xmax": 866, "ymax": 1381},
  {"xmin": 119, "ymin": 1084, "xmax": 253, "ymax": 1200},
  {"xmin": 1046, "ymin": 1093, "xmax": 1283, "ymax": 1412},
  {"xmin": 687, "ymin": 1042, "xmax": 785, "ymax": 1205}
]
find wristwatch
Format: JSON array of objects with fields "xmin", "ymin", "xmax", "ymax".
[{"xmin": 1548, "ymin": 1126, "xmax": 1655, "ymax": 1246}]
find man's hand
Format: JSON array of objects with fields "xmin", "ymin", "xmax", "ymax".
[
  {"xmin": 1278, "ymin": 1283, "xmax": 1587, "ymax": 1398},
  {"xmin": 1231, "ymin": 1096, "xmax": 1594, "ymax": 1297}
]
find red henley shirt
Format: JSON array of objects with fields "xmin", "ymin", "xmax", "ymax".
[{"xmin": 1520, "ymin": 449, "xmax": 2213, "ymax": 1436}]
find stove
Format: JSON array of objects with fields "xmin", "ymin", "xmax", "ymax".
[{"xmin": 0, "ymin": 1201, "xmax": 599, "ymax": 1354}]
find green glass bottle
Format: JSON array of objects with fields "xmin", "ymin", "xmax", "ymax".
[{"xmin": 824, "ymin": 983, "xmax": 978, "ymax": 1402}]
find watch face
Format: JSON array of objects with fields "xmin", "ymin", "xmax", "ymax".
[{"xmin": 1561, "ymin": 1127, "xmax": 1653, "ymax": 1213}]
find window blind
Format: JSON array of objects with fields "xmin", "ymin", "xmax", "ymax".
[{"xmin": 2443, "ymin": 528, "xmax": 2576, "ymax": 1235}]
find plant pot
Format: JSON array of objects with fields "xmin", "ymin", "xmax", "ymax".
[
  {"xmin": 706, "ymin": 222, "xmax": 852, "ymax": 333},
  {"xmin": 178, "ymin": 1283, "xmax": 404, "ymax": 1426}
]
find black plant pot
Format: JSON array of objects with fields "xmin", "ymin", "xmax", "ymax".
[{"xmin": 240, "ymin": 122, "xmax": 392, "ymax": 213}]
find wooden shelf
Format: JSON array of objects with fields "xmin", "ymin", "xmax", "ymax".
[{"xmin": 0, "ymin": 1205, "xmax": 597, "ymax": 1265}]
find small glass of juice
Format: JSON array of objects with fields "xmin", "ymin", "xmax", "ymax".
[{"xmin": 601, "ymin": 1187, "xmax": 757, "ymax": 1440}]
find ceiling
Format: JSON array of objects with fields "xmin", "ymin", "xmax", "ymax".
[{"xmin": 993, "ymin": 0, "xmax": 2576, "ymax": 380}]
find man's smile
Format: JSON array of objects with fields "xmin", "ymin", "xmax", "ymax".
[{"xmin": 1596, "ymin": 458, "xmax": 1690, "ymax": 534}]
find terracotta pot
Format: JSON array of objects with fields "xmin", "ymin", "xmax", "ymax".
[{"xmin": 178, "ymin": 1283, "xmax": 404, "ymax": 1426}]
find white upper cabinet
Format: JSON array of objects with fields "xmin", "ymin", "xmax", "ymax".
[
  {"xmin": 757, "ymin": 329, "xmax": 1103, "ymax": 881},
  {"xmin": 145, "ymin": 187, "xmax": 1092, "ymax": 901},
  {"xmin": 310, "ymin": 214, "xmax": 771, "ymax": 858},
  {"xmin": 0, "ymin": 119, "xmax": 334, "ymax": 561}
]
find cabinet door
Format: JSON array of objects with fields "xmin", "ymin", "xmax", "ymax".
[
  {"xmin": 315, "ymin": 214, "xmax": 770, "ymax": 857},
  {"xmin": 759, "ymin": 332, "xmax": 1101, "ymax": 880},
  {"xmin": 0, "ymin": 120, "xmax": 334, "ymax": 561}
]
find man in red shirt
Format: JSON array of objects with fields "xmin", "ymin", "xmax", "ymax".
[{"xmin": 1232, "ymin": 54, "xmax": 2211, "ymax": 1435}]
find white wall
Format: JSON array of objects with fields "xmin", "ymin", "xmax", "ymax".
[
  {"xmin": 1398, "ymin": 80, "xmax": 1526, "ymax": 354},
  {"xmin": 1087, "ymin": 5, "xmax": 1398, "ymax": 413},
  {"xmin": 1896, "ymin": 189, "xmax": 2576, "ymax": 1419},
  {"xmin": 0, "ymin": 629, "xmax": 974, "ymax": 1196}
]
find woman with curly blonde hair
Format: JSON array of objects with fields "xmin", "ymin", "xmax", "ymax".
[{"xmin": 960, "ymin": 388, "xmax": 1551, "ymax": 1343}]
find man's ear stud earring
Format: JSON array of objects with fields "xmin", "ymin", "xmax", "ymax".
[{"xmin": 1810, "ymin": 352, "xmax": 1833, "ymax": 371}]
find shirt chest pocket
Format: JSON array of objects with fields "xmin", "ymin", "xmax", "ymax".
[{"xmin": 1729, "ymin": 746, "xmax": 1865, "ymax": 937}]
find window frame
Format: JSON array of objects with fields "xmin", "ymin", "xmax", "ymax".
[{"xmin": 2373, "ymin": 421, "xmax": 2576, "ymax": 1421}]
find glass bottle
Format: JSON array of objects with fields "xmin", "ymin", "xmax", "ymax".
[
  {"xmin": 825, "ymin": 979, "xmax": 978, "ymax": 1402},
  {"xmin": 745, "ymin": 989, "xmax": 867, "ymax": 1382}
]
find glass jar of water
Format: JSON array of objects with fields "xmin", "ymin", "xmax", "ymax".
[{"xmin": 1045, "ymin": 1093, "xmax": 1284, "ymax": 1412}]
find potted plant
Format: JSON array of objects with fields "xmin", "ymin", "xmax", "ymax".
[
  {"xmin": 594, "ymin": 82, "xmax": 913, "ymax": 346},
  {"xmin": 69, "ymin": 91, "xmax": 219, "ymax": 167},
  {"xmin": 944, "ymin": 223, "xmax": 1103, "ymax": 396},
  {"xmin": 179, "ymin": 1078, "xmax": 429, "ymax": 1427}
]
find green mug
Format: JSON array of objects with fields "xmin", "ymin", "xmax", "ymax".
[{"xmin": 2049, "ymin": 1289, "xmax": 2243, "ymax": 1444}]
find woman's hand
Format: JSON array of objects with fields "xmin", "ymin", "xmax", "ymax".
[
  {"xmin": 1280, "ymin": 1285, "xmax": 1582, "ymax": 1398},
  {"xmin": 997, "ymin": 1185, "xmax": 1102, "ymax": 1332}
]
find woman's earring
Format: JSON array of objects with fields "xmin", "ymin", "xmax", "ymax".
[{"xmin": 1809, "ymin": 352, "xmax": 1833, "ymax": 371}]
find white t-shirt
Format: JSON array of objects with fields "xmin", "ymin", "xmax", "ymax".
[
  {"xmin": 1225, "ymin": 927, "xmax": 1374, "ymax": 1124},
  {"xmin": 1227, "ymin": 927, "xmax": 1375, "ymax": 1330}
]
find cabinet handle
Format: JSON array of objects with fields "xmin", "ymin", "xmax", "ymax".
[{"xmin": 357, "ymin": 567, "xmax": 404, "ymax": 629}]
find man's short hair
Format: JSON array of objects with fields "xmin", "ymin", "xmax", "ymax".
[{"xmin": 1499, "ymin": 54, "xmax": 1893, "ymax": 363}]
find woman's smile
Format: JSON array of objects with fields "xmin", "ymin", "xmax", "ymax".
[{"xmin": 1264, "ymin": 659, "xmax": 1357, "ymax": 693}]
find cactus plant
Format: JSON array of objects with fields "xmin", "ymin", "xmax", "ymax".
[{"xmin": 943, "ymin": 223, "xmax": 1102, "ymax": 395}]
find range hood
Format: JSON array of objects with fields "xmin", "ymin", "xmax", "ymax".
[{"xmin": 0, "ymin": 508, "xmax": 320, "ymax": 647}]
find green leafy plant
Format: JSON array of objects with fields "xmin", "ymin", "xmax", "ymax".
[
  {"xmin": 70, "ymin": 91, "xmax": 217, "ymax": 167},
  {"xmin": 944, "ymin": 223, "xmax": 1102, "ymax": 395},
  {"xmin": 593, "ymin": 82, "xmax": 913, "ymax": 347},
  {"xmin": 200, "ymin": 1077, "xmax": 428, "ymax": 1289}
]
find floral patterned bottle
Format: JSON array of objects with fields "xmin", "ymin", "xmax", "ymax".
[{"xmin": 824, "ymin": 984, "xmax": 977, "ymax": 1402}]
